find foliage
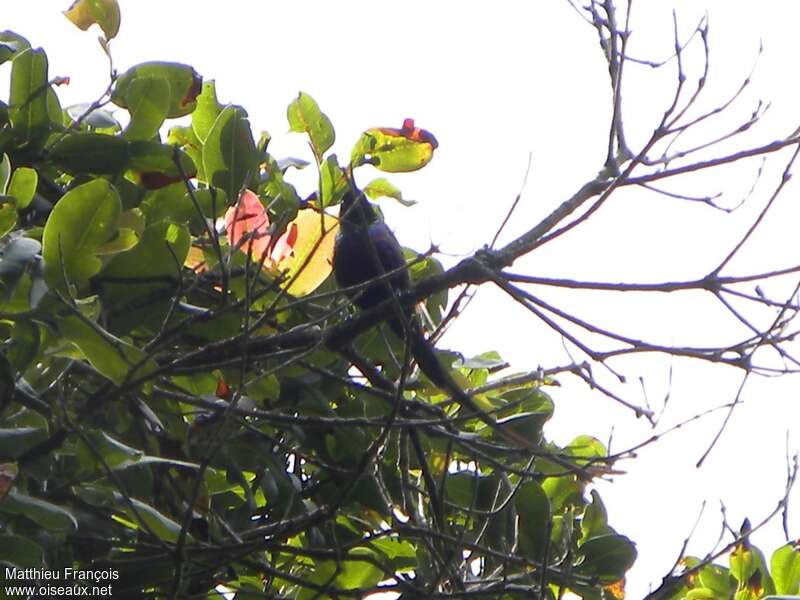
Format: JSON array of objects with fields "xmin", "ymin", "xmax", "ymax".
[
  {"xmin": 0, "ymin": 2, "xmax": 799, "ymax": 599},
  {"xmin": 652, "ymin": 538, "xmax": 800, "ymax": 600},
  {"xmin": 0, "ymin": 16, "xmax": 636, "ymax": 600}
]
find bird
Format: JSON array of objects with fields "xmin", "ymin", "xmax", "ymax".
[
  {"xmin": 332, "ymin": 184, "xmax": 411, "ymax": 329},
  {"xmin": 331, "ymin": 183, "xmax": 449, "ymax": 387},
  {"xmin": 331, "ymin": 183, "xmax": 571, "ymax": 455}
]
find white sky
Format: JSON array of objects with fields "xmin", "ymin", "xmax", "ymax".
[{"xmin": 4, "ymin": 1, "xmax": 800, "ymax": 597}]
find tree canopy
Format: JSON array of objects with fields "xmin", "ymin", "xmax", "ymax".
[{"xmin": 1, "ymin": 1, "xmax": 799, "ymax": 599}]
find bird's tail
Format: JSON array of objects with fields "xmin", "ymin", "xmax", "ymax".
[
  {"xmin": 389, "ymin": 315, "xmax": 536, "ymax": 450},
  {"xmin": 389, "ymin": 318, "xmax": 556, "ymax": 454},
  {"xmin": 388, "ymin": 317, "xmax": 450, "ymax": 388}
]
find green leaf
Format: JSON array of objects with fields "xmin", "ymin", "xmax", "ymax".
[
  {"xmin": 79, "ymin": 431, "xmax": 200, "ymax": 472},
  {"xmin": 0, "ymin": 45, "xmax": 15, "ymax": 66},
  {"xmin": 258, "ymin": 454, "xmax": 302, "ymax": 516},
  {"xmin": 581, "ymin": 490, "xmax": 611, "ymax": 542},
  {"xmin": 515, "ymin": 480, "xmax": 551, "ymax": 561},
  {"xmin": 0, "ymin": 426, "xmax": 48, "ymax": 458},
  {"xmin": 9, "ymin": 48, "xmax": 50, "ymax": 151},
  {"xmin": 140, "ymin": 181, "xmax": 187, "ymax": 224},
  {"xmin": 685, "ymin": 587, "xmax": 719, "ymax": 600},
  {"xmin": 363, "ymin": 177, "xmax": 416, "ymax": 206},
  {"xmin": 0, "ymin": 31, "xmax": 31, "ymax": 67},
  {"xmin": 336, "ymin": 548, "xmax": 384, "ymax": 589},
  {"xmin": 369, "ymin": 537, "xmax": 417, "ymax": 563},
  {"xmin": 443, "ymin": 470, "xmax": 478, "ymax": 507},
  {"xmin": 746, "ymin": 543, "xmax": 775, "ymax": 595},
  {"xmin": 7, "ymin": 166, "xmax": 37, "ymax": 210},
  {"xmin": 287, "ymin": 91, "xmax": 335, "ymax": 158},
  {"xmin": 42, "ymin": 178, "xmax": 121, "ymax": 290},
  {"xmin": 98, "ymin": 220, "xmax": 190, "ymax": 331},
  {"xmin": 48, "ymin": 132, "xmax": 129, "ymax": 174},
  {"xmin": 203, "ymin": 105, "xmax": 259, "ymax": 203},
  {"xmin": 145, "ymin": 185, "xmax": 225, "ymax": 234},
  {"xmin": 697, "ymin": 563, "xmax": 735, "ymax": 598},
  {"xmin": 95, "ymin": 227, "xmax": 139, "ymax": 255},
  {"xmin": 442, "ymin": 471, "xmax": 506, "ymax": 513},
  {"xmin": 456, "ymin": 351, "xmax": 506, "ymax": 370},
  {"xmin": 1, "ymin": 488, "xmax": 78, "ymax": 533},
  {"xmin": 192, "ymin": 80, "xmax": 223, "ymax": 142},
  {"xmin": 320, "ymin": 154, "xmax": 347, "ymax": 208},
  {"xmin": 58, "ymin": 314, "xmax": 158, "ymax": 385},
  {"xmin": 245, "ymin": 373, "xmax": 280, "ymax": 403},
  {"xmin": 351, "ymin": 123, "xmax": 438, "ymax": 173},
  {"xmin": 6, "ymin": 320, "xmax": 40, "ymax": 373},
  {"xmin": 542, "ymin": 474, "xmax": 582, "ymax": 513},
  {"xmin": 772, "ymin": 543, "xmax": 800, "ymax": 595},
  {"xmin": 0, "ymin": 274, "xmax": 37, "ymax": 313},
  {"xmin": 63, "ymin": 0, "xmax": 121, "ymax": 40},
  {"xmin": 112, "ymin": 61, "xmax": 202, "ymax": 118},
  {"xmin": 114, "ymin": 174, "xmax": 147, "ymax": 210},
  {"xmin": 517, "ymin": 388, "xmax": 556, "ymax": 414},
  {"xmin": 122, "ymin": 76, "xmax": 170, "ymax": 140},
  {"xmin": 167, "ymin": 124, "xmax": 204, "ymax": 182},
  {"xmin": 565, "ymin": 435, "xmax": 608, "ymax": 464},
  {"xmin": 101, "ymin": 220, "xmax": 190, "ymax": 286},
  {"xmin": 731, "ymin": 545, "xmax": 757, "ymax": 586},
  {"xmin": 407, "ymin": 253, "xmax": 447, "ymax": 323},
  {"xmin": 185, "ymin": 188, "xmax": 227, "ymax": 230},
  {"xmin": 0, "ymin": 534, "xmax": 44, "ymax": 569},
  {"xmin": 47, "ymin": 81, "xmax": 63, "ymax": 128},
  {"xmin": 0, "ymin": 153, "xmax": 11, "ymax": 192},
  {"xmin": 487, "ymin": 411, "xmax": 548, "ymax": 445},
  {"xmin": 0, "ymin": 195, "xmax": 16, "ymax": 239},
  {"xmin": 575, "ymin": 534, "xmax": 637, "ymax": 581},
  {"xmin": 261, "ymin": 160, "xmax": 301, "ymax": 218},
  {"xmin": 299, "ymin": 551, "xmax": 383, "ymax": 599},
  {"xmin": 113, "ymin": 493, "xmax": 186, "ymax": 543},
  {"xmin": 71, "ymin": 483, "xmax": 116, "ymax": 508},
  {"xmin": 127, "ymin": 140, "xmax": 197, "ymax": 188}
]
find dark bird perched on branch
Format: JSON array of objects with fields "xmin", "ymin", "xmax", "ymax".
[
  {"xmin": 332, "ymin": 183, "xmax": 448, "ymax": 386},
  {"xmin": 332, "ymin": 185, "xmax": 411, "ymax": 330},
  {"xmin": 332, "ymin": 183, "xmax": 589, "ymax": 460}
]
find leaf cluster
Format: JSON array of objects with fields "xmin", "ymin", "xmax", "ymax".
[{"xmin": 0, "ymin": 5, "xmax": 797, "ymax": 599}]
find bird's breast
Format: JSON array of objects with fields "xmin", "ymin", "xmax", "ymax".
[{"xmin": 333, "ymin": 222, "xmax": 410, "ymax": 310}]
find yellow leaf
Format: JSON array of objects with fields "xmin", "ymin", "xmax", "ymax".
[
  {"xmin": 278, "ymin": 209, "xmax": 338, "ymax": 297},
  {"xmin": 63, "ymin": 0, "xmax": 121, "ymax": 40},
  {"xmin": 184, "ymin": 246, "xmax": 207, "ymax": 272},
  {"xmin": 603, "ymin": 579, "xmax": 626, "ymax": 600}
]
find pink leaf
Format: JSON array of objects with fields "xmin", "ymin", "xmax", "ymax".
[{"xmin": 225, "ymin": 190, "xmax": 271, "ymax": 261}]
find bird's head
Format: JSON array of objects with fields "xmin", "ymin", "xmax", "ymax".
[{"xmin": 339, "ymin": 185, "xmax": 378, "ymax": 231}]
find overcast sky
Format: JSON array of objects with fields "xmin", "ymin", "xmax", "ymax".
[{"xmin": 4, "ymin": 2, "xmax": 800, "ymax": 597}]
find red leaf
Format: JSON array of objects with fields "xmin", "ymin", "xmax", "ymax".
[
  {"xmin": 377, "ymin": 119, "xmax": 439, "ymax": 149},
  {"xmin": 139, "ymin": 172, "xmax": 187, "ymax": 190},
  {"xmin": 225, "ymin": 190, "xmax": 301, "ymax": 269},
  {"xmin": 215, "ymin": 378, "xmax": 231, "ymax": 400},
  {"xmin": 225, "ymin": 189, "xmax": 272, "ymax": 261},
  {"xmin": 270, "ymin": 222, "xmax": 298, "ymax": 264},
  {"xmin": 181, "ymin": 71, "xmax": 203, "ymax": 108}
]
